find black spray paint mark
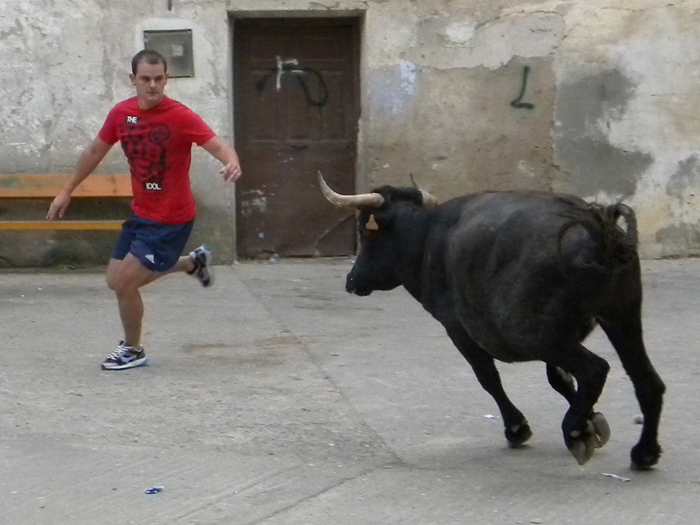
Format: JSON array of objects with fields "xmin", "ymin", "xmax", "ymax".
[
  {"xmin": 256, "ymin": 57, "xmax": 329, "ymax": 108},
  {"xmin": 510, "ymin": 66, "xmax": 535, "ymax": 110}
]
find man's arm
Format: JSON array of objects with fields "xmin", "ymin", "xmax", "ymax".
[
  {"xmin": 47, "ymin": 136, "xmax": 113, "ymax": 220},
  {"xmin": 201, "ymin": 136, "xmax": 242, "ymax": 183}
]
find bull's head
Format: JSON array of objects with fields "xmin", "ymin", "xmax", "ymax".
[{"xmin": 318, "ymin": 172, "xmax": 438, "ymax": 296}]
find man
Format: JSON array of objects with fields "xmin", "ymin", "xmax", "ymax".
[{"xmin": 47, "ymin": 49, "xmax": 242, "ymax": 370}]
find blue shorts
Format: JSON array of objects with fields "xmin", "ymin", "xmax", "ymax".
[{"xmin": 112, "ymin": 216, "xmax": 195, "ymax": 272}]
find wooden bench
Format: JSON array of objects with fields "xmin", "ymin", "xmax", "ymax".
[{"xmin": 0, "ymin": 173, "xmax": 132, "ymax": 230}]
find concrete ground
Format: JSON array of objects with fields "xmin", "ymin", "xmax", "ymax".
[{"xmin": 0, "ymin": 258, "xmax": 698, "ymax": 524}]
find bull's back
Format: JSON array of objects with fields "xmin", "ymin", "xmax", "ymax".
[
  {"xmin": 441, "ymin": 191, "xmax": 620, "ymax": 361},
  {"xmin": 446, "ymin": 191, "xmax": 588, "ymax": 274}
]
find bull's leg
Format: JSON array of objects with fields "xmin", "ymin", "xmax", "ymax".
[
  {"xmin": 445, "ymin": 325, "xmax": 532, "ymax": 448},
  {"xmin": 599, "ymin": 312, "xmax": 665, "ymax": 470},
  {"xmin": 546, "ymin": 364, "xmax": 611, "ymax": 449},
  {"xmin": 546, "ymin": 364, "xmax": 576, "ymax": 403},
  {"xmin": 551, "ymin": 345, "xmax": 610, "ymax": 465}
]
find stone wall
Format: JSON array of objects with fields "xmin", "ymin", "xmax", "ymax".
[{"xmin": 2, "ymin": 0, "xmax": 699, "ymax": 265}]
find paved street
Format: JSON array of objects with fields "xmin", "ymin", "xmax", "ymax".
[{"xmin": 1, "ymin": 258, "xmax": 698, "ymax": 524}]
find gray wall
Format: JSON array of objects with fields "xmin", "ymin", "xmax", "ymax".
[{"xmin": 2, "ymin": 0, "xmax": 700, "ymax": 266}]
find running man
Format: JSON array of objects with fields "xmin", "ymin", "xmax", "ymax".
[{"xmin": 47, "ymin": 49, "xmax": 242, "ymax": 370}]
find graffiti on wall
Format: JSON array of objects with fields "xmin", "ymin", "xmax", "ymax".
[
  {"xmin": 255, "ymin": 56, "xmax": 329, "ymax": 107},
  {"xmin": 510, "ymin": 66, "xmax": 534, "ymax": 110}
]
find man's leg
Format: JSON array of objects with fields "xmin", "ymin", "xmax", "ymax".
[
  {"xmin": 106, "ymin": 253, "xmax": 199, "ymax": 347},
  {"xmin": 106, "ymin": 254, "xmax": 156, "ymax": 348},
  {"xmin": 139, "ymin": 255, "xmax": 197, "ymax": 287},
  {"xmin": 102, "ymin": 217, "xmax": 206, "ymax": 370}
]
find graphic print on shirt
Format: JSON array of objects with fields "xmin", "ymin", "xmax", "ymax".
[{"xmin": 119, "ymin": 116, "xmax": 170, "ymax": 191}]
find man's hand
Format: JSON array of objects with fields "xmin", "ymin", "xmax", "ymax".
[
  {"xmin": 47, "ymin": 191, "xmax": 72, "ymax": 220},
  {"xmin": 46, "ymin": 136, "xmax": 113, "ymax": 220},
  {"xmin": 220, "ymin": 163, "xmax": 242, "ymax": 183}
]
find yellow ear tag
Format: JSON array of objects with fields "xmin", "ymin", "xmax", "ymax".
[{"xmin": 366, "ymin": 214, "xmax": 379, "ymax": 231}]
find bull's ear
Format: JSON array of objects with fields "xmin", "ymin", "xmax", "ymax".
[{"xmin": 365, "ymin": 214, "xmax": 379, "ymax": 231}]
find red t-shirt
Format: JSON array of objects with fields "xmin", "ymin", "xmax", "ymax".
[{"xmin": 98, "ymin": 96, "xmax": 216, "ymax": 224}]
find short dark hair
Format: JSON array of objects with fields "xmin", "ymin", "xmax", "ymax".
[{"xmin": 131, "ymin": 49, "xmax": 168, "ymax": 75}]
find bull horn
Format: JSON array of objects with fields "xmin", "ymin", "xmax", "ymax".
[
  {"xmin": 410, "ymin": 174, "xmax": 439, "ymax": 207},
  {"xmin": 318, "ymin": 172, "xmax": 384, "ymax": 209}
]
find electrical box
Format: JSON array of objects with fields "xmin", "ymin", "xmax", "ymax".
[{"xmin": 143, "ymin": 29, "xmax": 194, "ymax": 78}]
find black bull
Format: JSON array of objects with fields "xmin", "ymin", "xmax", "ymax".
[{"xmin": 319, "ymin": 173, "xmax": 665, "ymax": 470}]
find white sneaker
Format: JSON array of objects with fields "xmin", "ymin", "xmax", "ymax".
[
  {"xmin": 188, "ymin": 244, "xmax": 214, "ymax": 287},
  {"xmin": 101, "ymin": 341, "xmax": 147, "ymax": 370}
]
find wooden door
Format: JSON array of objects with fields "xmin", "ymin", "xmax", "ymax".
[{"xmin": 233, "ymin": 18, "xmax": 360, "ymax": 258}]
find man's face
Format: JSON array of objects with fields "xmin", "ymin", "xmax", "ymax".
[{"xmin": 130, "ymin": 61, "xmax": 168, "ymax": 109}]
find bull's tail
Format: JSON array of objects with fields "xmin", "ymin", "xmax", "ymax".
[
  {"xmin": 606, "ymin": 202, "xmax": 637, "ymax": 249},
  {"xmin": 558, "ymin": 202, "xmax": 638, "ymax": 273}
]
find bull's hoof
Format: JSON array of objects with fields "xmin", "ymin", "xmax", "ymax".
[
  {"xmin": 505, "ymin": 421, "xmax": 532, "ymax": 448},
  {"xmin": 630, "ymin": 442, "xmax": 662, "ymax": 470},
  {"xmin": 568, "ymin": 420, "xmax": 598, "ymax": 465},
  {"xmin": 566, "ymin": 413, "xmax": 612, "ymax": 464},
  {"xmin": 591, "ymin": 412, "xmax": 611, "ymax": 448}
]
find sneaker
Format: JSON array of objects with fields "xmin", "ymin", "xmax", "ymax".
[
  {"xmin": 101, "ymin": 341, "xmax": 148, "ymax": 370},
  {"xmin": 188, "ymin": 244, "xmax": 214, "ymax": 287}
]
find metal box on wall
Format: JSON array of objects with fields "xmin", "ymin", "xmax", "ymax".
[{"xmin": 144, "ymin": 29, "xmax": 194, "ymax": 78}]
